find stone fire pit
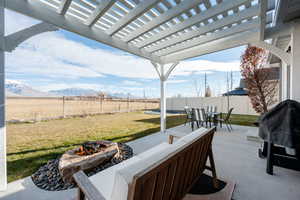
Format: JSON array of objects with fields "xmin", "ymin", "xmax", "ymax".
[
  {"xmin": 59, "ymin": 141, "xmax": 119, "ymax": 183},
  {"xmin": 31, "ymin": 141, "xmax": 133, "ymax": 191}
]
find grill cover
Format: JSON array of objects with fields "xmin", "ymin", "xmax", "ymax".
[{"xmin": 259, "ymin": 100, "xmax": 300, "ymax": 148}]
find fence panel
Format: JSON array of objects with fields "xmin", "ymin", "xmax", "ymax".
[
  {"xmin": 166, "ymin": 96, "xmax": 258, "ymax": 115},
  {"xmin": 6, "ymin": 97, "xmax": 159, "ymax": 122}
]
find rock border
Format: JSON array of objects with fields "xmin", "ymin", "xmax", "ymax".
[{"xmin": 31, "ymin": 143, "xmax": 133, "ymax": 191}]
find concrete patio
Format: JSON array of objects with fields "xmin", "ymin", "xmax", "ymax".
[{"xmin": 1, "ymin": 124, "xmax": 300, "ymax": 200}]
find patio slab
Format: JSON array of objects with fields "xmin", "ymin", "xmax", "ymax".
[{"xmin": 1, "ymin": 124, "xmax": 300, "ymax": 200}]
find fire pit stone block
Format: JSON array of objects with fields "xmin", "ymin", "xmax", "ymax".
[{"xmin": 58, "ymin": 141, "xmax": 119, "ymax": 183}]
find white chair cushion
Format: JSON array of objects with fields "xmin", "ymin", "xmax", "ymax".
[
  {"xmin": 177, "ymin": 127, "xmax": 208, "ymax": 144},
  {"xmin": 136, "ymin": 142, "xmax": 170, "ymax": 159}
]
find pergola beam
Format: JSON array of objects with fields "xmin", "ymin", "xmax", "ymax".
[
  {"xmin": 259, "ymin": 0, "xmax": 268, "ymax": 41},
  {"xmin": 122, "ymin": 0, "xmax": 205, "ymax": 42},
  {"xmin": 106, "ymin": 0, "xmax": 162, "ymax": 36},
  {"xmin": 4, "ymin": 0, "xmax": 162, "ymax": 63},
  {"xmin": 251, "ymin": 40, "xmax": 291, "ymax": 65},
  {"xmin": 148, "ymin": 6, "xmax": 260, "ymax": 53},
  {"xmin": 136, "ymin": 0, "xmax": 251, "ymax": 48},
  {"xmin": 58, "ymin": 0, "xmax": 72, "ymax": 15},
  {"xmin": 156, "ymin": 19, "xmax": 260, "ymax": 57},
  {"xmin": 85, "ymin": 0, "xmax": 116, "ymax": 27},
  {"xmin": 160, "ymin": 30, "xmax": 258, "ymax": 64},
  {"xmin": 4, "ymin": 22, "xmax": 58, "ymax": 52},
  {"xmin": 264, "ymin": 23, "xmax": 292, "ymax": 39}
]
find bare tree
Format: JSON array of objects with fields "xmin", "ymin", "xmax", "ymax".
[
  {"xmin": 240, "ymin": 46, "xmax": 278, "ymax": 114},
  {"xmin": 193, "ymin": 79, "xmax": 201, "ymax": 97}
]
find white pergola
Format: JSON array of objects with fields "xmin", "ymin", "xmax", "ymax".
[{"xmin": 0, "ymin": 0, "xmax": 300, "ymax": 190}]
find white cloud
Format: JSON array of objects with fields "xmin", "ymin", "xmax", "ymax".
[
  {"xmin": 167, "ymin": 80, "xmax": 188, "ymax": 84},
  {"xmin": 35, "ymin": 83, "xmax": 105, "ymax": 92},
  {"xmin": 121, "ymin": 80, "xmax": 141, "ymax": 86},
  {"xmin": 5, "ymin": 79, "xmax": 24, "ymax": 84},
  {"xmin": 5, "ymin": 10, "xmax": 242, "ymax": 90},
  {"xmin": 170, "ymin": 59, "xmax": 240, "ymax": 78}
]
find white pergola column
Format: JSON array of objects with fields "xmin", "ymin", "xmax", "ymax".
[
  {"xmin": 281, "ymin": 60, "xmax": 290, "ymax": 100},
  {"xmin": 290, "ymin": 23, "xmax": 300, "ymax": 101},
  {"xmin": 160, "ymin": 65, "xmax": 166, "ymax": 133},
  {"xmin": 151, "ymin": 61, "xmax": 179, "ymax": 133},
  {"xmin": 0, "ymin": 2, "xmax": 6, "ymax": 191},
  {"xmin": 0, "ymin": 7, "xmax": 58, "ymax": 189}
]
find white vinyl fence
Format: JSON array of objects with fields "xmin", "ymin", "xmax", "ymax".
[{"xmin": 167, "ymin": 96, "xmax": 259, "ymax": 116}]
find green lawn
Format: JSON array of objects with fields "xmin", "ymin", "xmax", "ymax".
[
  {"xmin": 229, "ymin": 114, "xmax": 258, "ymax": 127},
  {"xmin": 7, "ymin": 111, "xmax": 258, "ymax": 182},
  {"xmin": 7, "ymin": 112, "xmax": 185, "ymax": 182}
]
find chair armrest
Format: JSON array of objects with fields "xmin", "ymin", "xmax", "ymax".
[{"xmin": 73, "ymin": 171, "xmax": 106, "ymax": 200}]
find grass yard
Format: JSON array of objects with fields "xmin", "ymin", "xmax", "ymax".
[
  {"xmin": 7, "ymin": 112, "xmax": 185, "ymax": 182},
  {"xmin": 229, "ymin": 114, "xmax": 258, "ymax": 126},
  {"xmin": 7, "ymin": 111, "xmax": 258, "ymax": 182}
]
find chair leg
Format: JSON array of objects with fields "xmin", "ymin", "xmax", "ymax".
[
  {"xmin": 191, "ymin": 121, "xmax": 194, "ymax": 131},
  {"xmin": 229, "ymin": 123, "xmax": 233, "ymax": 130},
  {"xmin": 208, "ymin": 146, "xmax": 219, "ymax": 188},
  {"xmin": 225, "ymin": 122, "xmax": 231, "ymax": 132}
]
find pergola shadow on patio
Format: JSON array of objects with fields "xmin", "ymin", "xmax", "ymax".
[{"xmin": 0, "ymin": 0, "xmax": 300, "ymax": 195}]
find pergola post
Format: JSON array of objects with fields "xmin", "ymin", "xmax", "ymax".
[
  {"xmin": 0, "ymin": 8, "xmax": 58, "ymax": 189},
  {"xmin": 151, "ymin": 61, "xmax": 179, "ymax": 133},
  {"xmin": 290, "ymin": 23, "xmax": 300, "ymax": 101},
  {"xmin": 160, "ymin": 65, "xmax": 166, "ymax": 133},
  {"xmin": 0, "ymin": 1, "xmax": 6, "ymax": 191}
]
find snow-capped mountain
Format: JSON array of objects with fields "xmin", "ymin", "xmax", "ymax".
[
  {"xmin": 49, "ymin": 88, "xmax": 99, "ymax": 96},
  {"xmin": 5, "ymin": 80, "xmax": 140, "ymax": 98},
  {"xmin": 5, "ymin": 80, "xmax": 51, "ymax": 97}
]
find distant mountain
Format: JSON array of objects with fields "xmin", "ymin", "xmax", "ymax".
[
  {"xmin": 110, "ymin": 92, "xmax": 137, "ymax": 99},
  {"xmin": 5, "ymin": 80, "xmax": 141, "ymax": 98},
  {"xmin": 49, "ymin": 88, "xmax": 99, "ymax": 96},
  {"xmin": 6, "ymin": 91, "xmax": 21, "ymax": 97},
  {"xmin": 5, "ymin": 80, "xmax": 51, "ymax": 97}
]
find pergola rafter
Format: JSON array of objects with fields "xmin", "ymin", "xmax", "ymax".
[
  {"xmin": 105, "ymin": 0, "xmax": 161, "ymax": 36},
  {"xmin": 85, "ymin": 0, "xmax": 116, "ymax": 27},
  {"xmin": 58, "ymin": 0, "xmax": 72, "ymax": 15},
  {"xmin": 135, "ymin": 0, "xmax": 252, "ymax": 49},
  {"xmin": 148, "ymin": 5, "xmax": 260, "ymax": 54},
  {"xmin": 122, "ymin": 0, "xmax": 206, "ymax": 43}
]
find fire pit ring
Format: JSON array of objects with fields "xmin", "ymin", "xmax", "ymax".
[{"xmin": 31, "ymin": 141, "xmax": 133, "ymax": 191}]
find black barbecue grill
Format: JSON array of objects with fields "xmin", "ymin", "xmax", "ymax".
[{"xmin": 258, "ymin": 99, "xmax": 300, "ymax": 174}]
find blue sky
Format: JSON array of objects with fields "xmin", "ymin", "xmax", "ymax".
[{"xmin": 5, "ymin": 10, "xmax": 245, "ymax": 98}]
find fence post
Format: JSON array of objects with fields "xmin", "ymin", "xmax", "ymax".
[
  {"xmin": 127, "ymin": 96, "xmax": 130, "ymax": 112},
  {"xmin": 62, "ymin": 96, "xmax": 65, "ymax": 118}
]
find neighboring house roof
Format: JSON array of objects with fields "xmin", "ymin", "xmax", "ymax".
[
  {"xmin": 223, "ymin": 67, "xmax": 279, "ymax": 96},
  {"xmin": 223, "ymin": 88, "xmax": 248, "ymax": 96}
]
